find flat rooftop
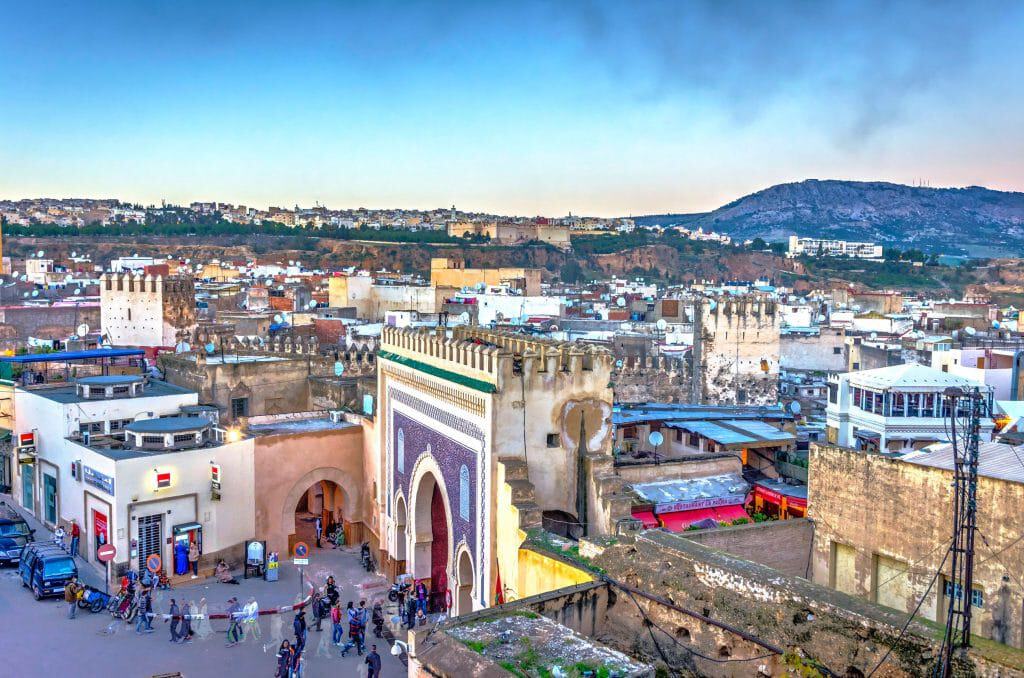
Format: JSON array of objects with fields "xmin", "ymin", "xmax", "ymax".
[
  {"xmin": 246, "ymin": 413, "xmax": 357, "ymax": 437},
  {"xmin": 198, "ymin": 354, "xmax": 288, "ymax": 365},
  {"xmin": 27, "ymin": 379, "xmax": 194, "ymax": 404},
  {"xmin": 446, "ymin": 613, "xmax": 650, "ymax": 676}
]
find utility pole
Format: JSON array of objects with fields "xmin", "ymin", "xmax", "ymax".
[{"xmin": 938, "ymin": 386, "xmax": 983, "ymax": 676}]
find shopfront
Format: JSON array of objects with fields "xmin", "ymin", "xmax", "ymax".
[
  {"xmin": 631, "ymin": 473, "xmax": 752, "ymax": 533},
  {"xmin": 752, "ymin": 481, "xmax": 807, "ymax": 520}
]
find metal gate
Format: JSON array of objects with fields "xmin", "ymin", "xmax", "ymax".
[{"xmin": 137, "ymin": 514, "xmax": 163, "ymax": 572}]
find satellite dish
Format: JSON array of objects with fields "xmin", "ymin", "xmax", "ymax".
[
  {"xmin": 36, "ymin": 250, "xmax": 44, "ymax": 258},
  {"xmin": 656, "ymin": 319, "xmax": 668, "ymax": 331},
  {"xmin": 790, "ymin": 401, "xmax": 802, "ymax": 415},
  {"xmin": 307, "ymin": 300, "xmax": 317, "ymax": 310},
  {"xmin": 334, "ymin": 361, "xmax": 345, "ymax": 377},
  {"xmin": 175, "ymin": 341, "xmax": 191, "ymax": 353},
  {"xmin": 616, "ymin": 297, "xmax": 626, "ymax": 308},
  {"xmin": 549, "ymin": 324, "xmax": 559, "ymax": 332},
  {"xmin": 77, "ymin": 323, "xmax": 89, "ymax": 336},
  {"xmin": 708, "ymin": 300, "xmax": 717, "ymax": 311},
  {"xmin": 19, "ymin": 275, "xmax": 27, "ymax": 282},
  {"xmin": 615, "ymin": 359, "xmax": 624, "ymax": 368},
  {"xmin": 31, "ymin": 290, "xmax": 38, "ymax": 297},
  {"xmin": 869, "ymin": 332, "xmax": 878, "ymax": 340},
  {"xmin": 73, "ymin": 288, "xmax": 81, "ymax": 296},
  {"xmin": 71, "ymin": 251, "xmax": 78, "ymax": 257},
  {"xmin": 205, "ymin": 342, "xmax": 216, "ymax": 353},
  {"xmin": 277, "ymin": 284, "xmax": 285, "ymax": 291},
  {"xmin": 21, "ymin": 292, "xmax": 28, "ymax": 298},
  {"xmin": 64, "ymin": 274, "xmax": 73, "ymax": 283},
  {"xmin": 273, "ymin": 314, "xmax": 283, "ymax": 324},
  {"xmin": 964, "ymin": 326, "xmax": 977, "ymax": 336},
  {"xmin": 993, "ymin": 320, "xmax": 1001, "ymax": 329},
  {"xmin": 648, "ymin": 431, "xmax": 665, "ymax": 447}
]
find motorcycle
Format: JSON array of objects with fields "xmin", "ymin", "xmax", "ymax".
[
  {"xmin": 77, "ymin": 585, "xmax": 113, "ymax": 613},
  {"xmin": 387, "ymin": 575, "xmax": 412, "ymax": 602}
]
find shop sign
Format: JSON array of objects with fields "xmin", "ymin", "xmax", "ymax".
[
  {"xmin": 83, "ymin": 465, "xmax": 115, "ymax": 495},
  {"xmin": 654, "ymin": 495, "xmax": 744, "ymax": 514},
  {"xmin": 155, "ymin": 471, "xmax": 171, "ymax": 489}
]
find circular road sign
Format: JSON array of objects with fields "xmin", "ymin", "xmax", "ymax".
[
  {"xmin": 293, "ymin": 541, "xmax": 309, "ymax": 559},
  {"xmin": 146, "ymin": 553, "xmax": 162, "ymax": 573},
  {"xmin": 97, "ymin": 543, "xmax": 116, "ymax": 563}
]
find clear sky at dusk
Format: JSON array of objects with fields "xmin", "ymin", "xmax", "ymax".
[{"xmin": 2, "ymin": 1, "xmax": 1024, "ymax": 216}]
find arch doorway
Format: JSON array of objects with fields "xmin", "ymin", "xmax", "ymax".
[
  {"xmin": 455, "ymin": 548, "xmax": 474, "ymax": 616},
  {"xmin": 543, "ymin": 510, "xmax": 583, "ymax": 540},
  {"xmin": 293, "ymin": 479, "xmax": 346, "ymax": 547},
  {"xmin": 412, "ymin": 470, "xmax": 451, "ymax": 611}
]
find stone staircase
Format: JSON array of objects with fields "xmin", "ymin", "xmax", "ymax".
[{"xmin": 498, "ymin": 457, "xmax": 542, "ymax": 530}]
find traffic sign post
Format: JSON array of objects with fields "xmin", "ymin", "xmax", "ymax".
[
  {"xmin": 293, "ymin": 542, "xmax": 310, "ymax": 599},
  {"xmin": 97, "ymin": 544, "xmax": 116, "ymax": 595}
]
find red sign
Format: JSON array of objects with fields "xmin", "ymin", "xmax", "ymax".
[
  {"xmin": 19, "ymin": 432, "xmax": 34, "ymax": 446},
  {"xmin": 96, "ymin": 543, "xmax": 116, "ymax": 563},
  {"xmin": 210, "ymin": 464, "xmax": 220, "ymax": 483},
  {"xmin": 155, "ymin": 471, "xmax": 171, "ymax": 489},
  {"xmin": 92, "ymin": 509, "xmax": 108, "ymax": 545},
  {"xmin": 146, "ymin": 553, "xmax": 162, "ymax": 573}
]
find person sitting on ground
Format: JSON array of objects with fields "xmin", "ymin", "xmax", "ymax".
[{"xmin": 216, "ymin": 559, "xmax": 240, "ymax": 584}]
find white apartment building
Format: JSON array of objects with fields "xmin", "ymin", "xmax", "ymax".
[
  {"xmin": 826, "ymin": 363, "xmax": 994, "ymax": 453},
  {"xmin": 13, "ymin": 375, "xmax": 254, "ymax": 582},
  {"xmin": 788, "ymin": 235, "xmax": 883, "ymax": 259},
  {"xmin": 930, "ymin": 347, "xmax": 1017, "ymax": 400}
]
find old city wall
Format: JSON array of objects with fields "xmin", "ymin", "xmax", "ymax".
[
  {"xmin": 681, "ymin": 518, "xmax": 814, "ymax": 579},
  {"xmin": 808, "ymin": 444, "xmax": 1024, "ymax": 648},
  {"xmin": 612, "ymin": 354, "xmax": 694, "ymax": 403},
  {"xmin": 700, "ymin": 297, "xmax": 781, "ymax": 405}
]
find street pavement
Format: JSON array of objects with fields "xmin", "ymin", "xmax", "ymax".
[{"xmin": 0, "ymin": 499, "xmax": 408, "ymax": 678}]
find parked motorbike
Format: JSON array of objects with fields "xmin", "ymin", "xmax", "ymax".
[{"xmin": 387, "ymin": 575, "xmax": 412, "ymax": 602}]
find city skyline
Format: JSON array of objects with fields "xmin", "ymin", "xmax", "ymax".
[{"xmin": 3, "ymin": 1, "xmax": 1024, "ymax": 217}]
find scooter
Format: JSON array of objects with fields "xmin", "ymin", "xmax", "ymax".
[{"xmin": 387, "ymin": 576, "xmax": 412, "ymax": 602}]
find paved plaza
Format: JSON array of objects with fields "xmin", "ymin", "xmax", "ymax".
[{"xmin": 0, "ymin": 498, "xmax": 408, "ymax": 678}]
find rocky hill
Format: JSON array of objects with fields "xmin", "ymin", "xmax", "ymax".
[{"xmin": 636, "ymin": 180, "xmax": 1024, "ymax": 255}]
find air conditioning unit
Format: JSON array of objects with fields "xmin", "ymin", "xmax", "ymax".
[{"xmin": 329, "ymin": 411, "xmax": 343, "ymax": 424}]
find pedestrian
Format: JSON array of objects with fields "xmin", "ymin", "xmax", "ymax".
[
  {"xmin": 275, "ymin": 640, "xmax": 294, "ymax": 678},
  {"xmin": 414, "ymin": 579, "xmax": 429, "ymax": 616},
  {"xmin": 330, "ymin": 601, "xmax": 343, "ymax": 645},
  {"xmin": 396, "ymin": 587, "xmax": 406, "ymax": 619},
  {"xmin": 311, "ymin": 590, "xmax": 324, "ymax": 632},
  {"xmin": 404, "ymin": 595, "xmax": 416, "ymax": 630},
  {"xmin": 53, "ymin": 524, "xmax": 66, "ymax": 549},
  {"xmin": 226, "ymin": 596, "xmax": 243, "ymax": 646},
  {"xmin": 194, "ymin": 597, "xmax": 213, "ymax": 640},
  {"xmin": 182, "ymin": 600, "xmax": 195, "ymax": 642},
  {"xmin": 324, "ymin": 576, "xmax": 339, "ymax": 605},
  {"xmin": 188, "ymin": 541, "xmax": 200, "ymax": 578},
  {"xmin": 69, "ymin": 519, "xmax": 80, "ymax": 558},
  {"xmin": 366, "ymin": 644, "xmax": 382, "ymax": 678},
  {"xmin": 293, "ymin": 609, "xmax": 307, "ymax": 654},
  {"xmin": 136, "ymin": 589, "xmax": 154, "ymax": 633},
  {"xmin": 315, "ymin": 516, "xmax": 322, "ymax": 548},
  {"xmin": 63, "ymin": 576, "xmax": 81, "ymax": 619},
  {"xmin": 168, "ymin": 598, "xmax": 183, "ymax": 642},
  {"xmin": 243, "ymin": 597, "xmax": 261, "ymax": 642},
  {"xmin": 356, "ymin": 600, "xmax": 369, "ymax": 652},
  {"xmin": 372, "ymin": 602, "xmax": 384, "ymax": 638}
]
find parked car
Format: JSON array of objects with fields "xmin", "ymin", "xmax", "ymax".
[
  {"xmin": 18, "ymin": 541, "xmax": 77, "ymax": 600},
  {"xmin": 0, "ymin": 501, "xmax": 34, "ymax": 566}
]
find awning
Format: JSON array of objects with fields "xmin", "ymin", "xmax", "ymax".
[
  {"xmin": 657, "ymin": 504, "xmax": 750, "ymax": 532},
  {"xmin": 172, "ymin": 522, "xmax": 203, "ymax": 534},
  {"xmin": 631, "ymin": 510, "xmax": 659, "ymax": 529}
]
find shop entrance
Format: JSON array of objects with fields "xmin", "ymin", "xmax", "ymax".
[{"xmin": 137, "ymin": 514, "xmax": 163, "ymax": 572}]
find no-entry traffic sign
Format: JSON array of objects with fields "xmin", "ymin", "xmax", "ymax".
[{"xmin": 96, "ymin": 543, "xmax": 116, "ymax": 563}]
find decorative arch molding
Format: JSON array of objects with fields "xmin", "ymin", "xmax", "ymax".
[
  {"xmin": 408, "ymin": 453, "xmax": 454, "ymax": 583},
  {"xmin": 280, "ymin": 466, "xmax": 360, "ymax": 539},
  {"xmin": 454, "ymin": 541, "xmax": 475, "ymax": 616}
]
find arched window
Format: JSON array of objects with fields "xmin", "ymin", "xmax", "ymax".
[
  {"xmin": 397, "ymin": 429, "xmax": 405, "ymax": 474},
  {"xmin": 459, "ymin": 465, "xmax": 470, "ymax": 521}
]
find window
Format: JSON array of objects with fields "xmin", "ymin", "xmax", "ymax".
[
  {"xmin": 944, "ymin": 581, "xmax": 984, "ymax": 608},
  {"xmin": 142, "ymin": 435, "xmax": 164, "ymax": 445},
  {"xmin": 397, "ymin": 428, "xmax": 405, "ymax": 474},
  {"xmin": 546, "ymin": 433, "xmax": 559, "ymax": 448},
  {"xmin": 230, "ymin": 397, "xmax": 249, "ymax": 418},
  {"xmin": 173, "ymin": 433, "xmax": 195, "ymax": 444},
  {"xmin": 833, "ymin": 347, "xmax": 842, "ymax": 355},
  {"xmin": 459, "ymin": 465, "xmax": 470, "ymax": 521},
  {"xmin": 80, "ymin": 422, "xmax": 102, "ymax": 434}
]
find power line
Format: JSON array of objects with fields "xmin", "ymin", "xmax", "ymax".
[{"xmin": 867, "ymin": 544, "xmax": 951, "ymax": 678}]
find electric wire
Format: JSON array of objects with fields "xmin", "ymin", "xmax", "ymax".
[{"xmin": 866, "ymin": 544, "xmax": 952, "ymax": 678}]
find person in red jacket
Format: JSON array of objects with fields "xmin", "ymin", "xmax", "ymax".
[{"xmin": 69, "ymin": 519, "xmax": 80, "ymax": 558}]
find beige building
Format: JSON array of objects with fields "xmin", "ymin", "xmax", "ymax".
[
  {"xmin": 376, "ymin": 326, "xmax": 630, "ymax": 615},
  {"xmin": 447, "ymin": 221, "xmax": 571, "ymax": 249},
  {"xmin": 809, "ymin": 442, "xmax": 1024, "ymax": 647},
  {"xmin": 429, "ymin": 257, "xmax": 542, "ymax": 296},
  {"xmin": 694, "ymin": 296, "xmax": 781, "ymax": 405},
  {"xmin": 328, "ymin": 274, "xmax": 451, "ymax": 320}
]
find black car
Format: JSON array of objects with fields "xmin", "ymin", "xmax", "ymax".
[{"xmin": 0, "ymin": 501, "xmax": 34, "ymax": 566}]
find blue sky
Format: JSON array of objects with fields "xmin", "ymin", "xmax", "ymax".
[{"xmin": 2, "ymin": 1, "xmax": 1024, "ymax": 216}]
